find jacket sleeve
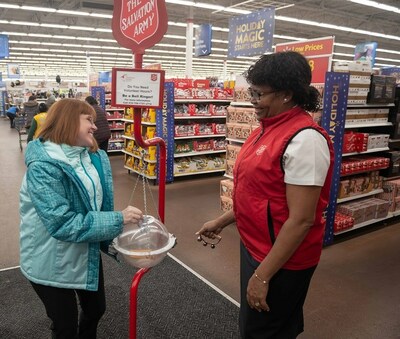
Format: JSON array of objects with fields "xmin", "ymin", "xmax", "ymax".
[
  {"xmin": 27, "ymin": 119, "xmax": 37, "ymax": 142},
  {"xmin": 26, "ymin": 161, "xmax": 124, "ymax": 243}
]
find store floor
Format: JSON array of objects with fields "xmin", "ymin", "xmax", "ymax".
[{"xmin": 1, "ymin": 116, "xmax": 399, "ymax": 338}]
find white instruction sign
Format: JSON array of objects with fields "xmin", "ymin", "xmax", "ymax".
[{"xmin": 112, "ymin": 68, "xmax": 165, "ymax": 108}]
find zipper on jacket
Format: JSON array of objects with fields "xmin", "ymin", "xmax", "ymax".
[{"xmin": 80, "ymin": 153, "xmax": 98, "ymax": 211}]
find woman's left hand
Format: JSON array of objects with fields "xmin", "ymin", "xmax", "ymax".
[{"xmin": 246, "ymin": 274, "xmax": 270, "ymax": 312}]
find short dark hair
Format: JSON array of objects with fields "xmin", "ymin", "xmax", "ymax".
[
  {"xmin": 85, "ymin": 96, "xmax": 98, "ymax": 106},
  {"xmin": 38, "ymin": 103, "xmax": 48, "ymax": 112},
  {"xmin": 244, "ymin": 51, "xmax": 321, "ymax": 112},
  {"xmin": 28, "ymin": 95, "xmax": 37, "ymax": 101}
]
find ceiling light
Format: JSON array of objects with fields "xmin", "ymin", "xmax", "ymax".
[
  {"xmin": 21, "ymin": 6, "xmax": 56, "ymax": 12},
  {"xmin": 348, "ymin": 0, "xmax": 400, "ymax": 14}
]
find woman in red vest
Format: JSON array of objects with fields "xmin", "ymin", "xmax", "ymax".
[{"xmin": 197, "ymin": 51, "xmax": 334, "ymax": 338}]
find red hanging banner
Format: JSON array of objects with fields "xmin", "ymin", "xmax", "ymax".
[{"xmin": 112, "ymin": 0, "xmax": 168, "ymax": 54}]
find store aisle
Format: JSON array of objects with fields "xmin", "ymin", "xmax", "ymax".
[{"xmin": 1, "ymin": 117, "xmax": 399, "ymax": 338}]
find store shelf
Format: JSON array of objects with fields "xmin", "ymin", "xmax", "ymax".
[
  {"xmin": 347, "ymin": 103, "xmax": 395, "ymax": 108},
  {"xmin": 334, "ymin": 213, "xmax": 393, "ymax": 235},
  {"xmin": 337, "ymin": 189, "xmax": 384, "ymax": 203},
  {"xmin": 124, "ymin": 166, "xmax": 156, "ymax": 180},
  {"xmin": 340, "ymin": 166, "xmax": 389, "ymax": 177},
  {"xmin": 226, "ymin": 137, "xmax": 246, "ymax": 144},
  {"xmin": 174, "ymin": 115, "xmax": 226, "ymax": 120},
  {"xmin": 175, "ymin": 99, "xmax": 231, "ymax": 103},
  {"xmin": 107, "ymin": 149, "xmax": 123, "ymax": 153},
  {"xmin": 174, "ymin": 169, "xmax": 225, "ymax": 177},
  {"xmin": 107, "ymin": 118, "xmax": 124, "ymax": 121},
  {"xmin": 174, "ymin": 150, "xmax": 226, "ymax": 158},
  {"xmin": 122, "ymin": 118, "xmax": 156, "ymax": 126},
  {"xmin": 122, "ymin": 150, "xmax": 157, "ymax": 163},
  {"xmin": 230, "ymin": 101, "xmax": 253, "ymax": 107},
  {"xmin": 345, "ymin": 122, "xmax": 392, "ymax": 128},
  {"xmin": 175, "ymin": 134, "xmax": 225, "ymax": 140},
  {"xmin": 342, "ymin": 147, "xmax": 390, "ymax": 156}
]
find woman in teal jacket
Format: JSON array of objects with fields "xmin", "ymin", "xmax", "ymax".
[{"xmin": 19, "ymin": 98, "xmax": 143, "ymax": 339}]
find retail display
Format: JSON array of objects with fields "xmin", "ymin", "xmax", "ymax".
[
  {"xmin": 172, "ymin": 79, "xmax": 232, "ymax": 178},
  {"xmin": 105, "ymin": 92, "xmax": 124, "ymax": 152},
  {"xmin": 123, "ymin": 107, "xmax": 158, "ymax": 179}
]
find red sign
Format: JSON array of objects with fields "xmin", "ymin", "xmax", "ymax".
[
  {"xmin": 275, "ymin": 36, "xmax": 335, "ymax": 84},
  {"xmin": 112, "ymin": 0, "xmax": 168, "ymax": 54},
  {"xmin": 275, "ymin": 36, "xmax": 334, "ymax": 57}
]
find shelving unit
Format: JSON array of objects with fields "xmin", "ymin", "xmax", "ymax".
[
  {"xmin": 172, "ymin": 98, "xmax": 230, "ymax": 177},
  {"xmin": 105, "ymin": 93, "xmax": 124, "ymax": 153},
  {"xmin": 333, "ymin": 102, "xmax": 397, "ymax": 236},
  {"xmin": 122, "ymin": 107, "xmax": 158, "ymax": 180}
]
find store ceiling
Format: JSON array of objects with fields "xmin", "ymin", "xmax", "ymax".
[{"xmin": 0, "ymin": 0, "xmax": 399, "ymax": 82}]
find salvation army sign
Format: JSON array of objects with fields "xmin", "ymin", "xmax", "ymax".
[{"xmin": 112, "ymin": 0, "xmax": 168, "ymax": 54}]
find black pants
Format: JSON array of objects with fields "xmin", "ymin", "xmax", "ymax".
[
  {"xmin": 30, "ymin": 262, "xmax": 105, "ymax": 339},
  {"xmin": 240, "ymin": 242, "xmax": 316, "ymax": 339},
  {"xmin": 6, "ymin": 113, "xmax": 15, "ymax": 128}
]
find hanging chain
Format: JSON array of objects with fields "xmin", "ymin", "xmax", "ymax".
[{"xmin": 127, "ymin": 149, "xmax": 161, "ymax": 222}]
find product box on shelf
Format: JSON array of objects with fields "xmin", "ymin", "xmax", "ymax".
[
  {"xmin": 193, "ymin": 79, "xmax": 210, "ymax": 89},
  {"xmin": 367, "ymin": 134, "xmax": 390, "ymax": 150},
  {"xmin": 174, "ymin": 103, "xmax": 190, "ymax": 117},
  {"xmin": 193, "ymin": 139, "xmax": 213, "ymax": 152},
  {"xmin": 174, "ymin": 124, "xmax": 195, "ymax": 137},
  {"xmin": 142, "ymin": 108, "xmax": 156, "ymax": 123},
  {"xmin": 192, "ymin": 88, "xmax": 214, "ymax": 100},
  {"xmin": 220, "ymin": 196, "xmax": 233, "ymax": 212},
  {"xmin": 368, "ymin": 75, "xmax": 397, "ymax": 104},
  {"xmin": 175, "ymin": 140, "xmax": 194, "ymax": 153},
  {"xmin": 220, "ymin": 179, "xmax": 234, "ymax": 199},
  {"xmin": 213, "ymin": 88, "xmax": 234, "ymax": 100},
  {"xmin": 212, "ymin": 139, "xmax": 226, "ymax": 151},
  {"xmin": 342, "ymin": 132, "xmax": 368, "ymax": 153},
  {"xmin": 226, "ymin": 144, "xmax": 242, "ymax": 161},
  {"xmin": 334, "ymin": 212, "xmax": 355, "ymax": 233},
  {"xmin": 226, "ymin": 160, "xmax": 235, "ymax": 177},
  {"xmin": 209, "ymin": 104, "xmax": 228, "ymax": 116}
]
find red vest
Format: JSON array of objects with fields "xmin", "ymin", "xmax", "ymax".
[{"xmin": 233, "ymin": 106, "xmax": 334, "ymax": 269}]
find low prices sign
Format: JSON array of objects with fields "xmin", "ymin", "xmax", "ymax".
[
  {"xmin": 112, "ymin": 0, "xmax": 168, "ymax": 54},
  {"xmin": 275, "ymin": 36, "xmax": 335, "ymax": 84},
  {"xmin": 111, "ymin": 68, "xmax": 165, "ymax": 108}
]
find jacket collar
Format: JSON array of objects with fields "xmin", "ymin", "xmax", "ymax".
[{"xmin": 259, "ymin": 106, "xmax": 303, "ymax": 128}]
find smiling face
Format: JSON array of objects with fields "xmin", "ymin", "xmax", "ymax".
[
  {"xmin": 248, "ymin": 85, "xmax": 293, "ymax": 120},
  {"xmin": 76, "ymin": 114, "xmax": 97, "ymax": 147}
]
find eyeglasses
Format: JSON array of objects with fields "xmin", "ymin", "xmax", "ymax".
[{"xmin": 247, "ymin": 88, "xmax": 277, "ymax": 101}]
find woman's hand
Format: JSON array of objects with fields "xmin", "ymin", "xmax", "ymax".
[
  {"xmin": 247, "ymin": 273, "xmax": 270, "ymax": 312},
  {"xmin": 121, "ymin": 206, "xmax": 143, "ymax": 224},
  {"xmin": 196, "ymin": 219, "xmax": 224, "ymax": 239}
]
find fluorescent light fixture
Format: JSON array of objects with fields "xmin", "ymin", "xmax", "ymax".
[
  {"xmin": 21, "ymin": 6, "xmax": 56, "ymax": 12},
  {"xmin": 57, "ymin": 9, "xmax": 90, "ymax": 16},
  {"xmin": 89, "ymin": 13, "xmax": 112, "ymax": 18},
  {"xmin": 0, "ymin": 4, "xmax": 19, "ymax": 9},
  {"xmin": 41, "ymin": 24, "xmax": 69, "ymax": 29},
  {"xmin": 10, "ymin": 21, "xmax": 40, "ymax": 26},
  {"xmin": 348, "ymin": 0, "xmax": 400, "ymax": 14}
]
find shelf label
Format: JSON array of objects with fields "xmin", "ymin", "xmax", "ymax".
[{"xmin": 111, "ymin": 68, "xmax": 165, "ymax": 108}]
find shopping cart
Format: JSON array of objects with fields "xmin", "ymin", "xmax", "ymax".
[{"xmin": 14, "ymin": 115, "xmax": 28, "ymax": 151}]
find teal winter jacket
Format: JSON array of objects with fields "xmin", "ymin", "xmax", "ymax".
[{"xmin": 19, "ymin": 139, "xmax": 124, "ymax": 291}]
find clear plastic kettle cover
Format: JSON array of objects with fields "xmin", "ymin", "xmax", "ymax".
[{"xmin": 113, "ymin": 215, "xmax": 176, "ymax": 268}]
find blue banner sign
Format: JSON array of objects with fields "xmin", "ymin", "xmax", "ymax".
[
  {"xmin": 195, "ymin": 24, "xmax": 212, "ymax": 57},
  {"xmin": 90, "ymin": 86, "xmax": 106, "ymax": 109},
  {"xmin": 0, "ymin": 35, "xmax": 9, "ymax": 58},
  {"xmin": 228, "ymin": 8, "xmax": 275, "ymax": 58},
  {"xmin": 156, "ymin": 82, "xmax": 174, "ymax": 183},
  {"xmin": 320, "ymin": 72, "xmax": 350, "ymax": 245}
]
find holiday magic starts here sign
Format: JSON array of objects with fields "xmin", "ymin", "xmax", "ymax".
[{"xmin": 112, "ymin": 0, "xmax": 168, "ymax": 53}]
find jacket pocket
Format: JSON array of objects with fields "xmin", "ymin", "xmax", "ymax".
[{"xmin": 266, "ymin": 201, "xmax": 276, "ymax": 244}]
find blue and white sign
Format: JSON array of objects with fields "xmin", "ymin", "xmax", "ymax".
[
  {"xmin": 0, "ymin": 35, "xmax": 9, "ymax": 58},
  {"xmin": 320, "ymin": 72, "xmax": 350, "ymax": 246},
  {"xmin": 195, "ymin": 24, "xmax": 212, "ymax": 57},
  {"xmin": 156, "ymin": 82, "xmax": 174, "ymax": 183},
  {"xmin": 7, "ymin": 63, "xmax": 20, "ymax": 79},
  {"xmin": 354, "ymin": 42, "xmax": 378, "ymax": 68},
  {"xmin": 99, "ymin": 71, "xmax": 111, "ymax": 84},
  {"xmin": 228, "ymin": 8, "xmax": 275, "ymax": 58},
  {"xmin": 90, "ymin": 86, "xmax": 106, "ymax": 110}
]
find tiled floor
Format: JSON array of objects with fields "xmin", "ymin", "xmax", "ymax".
[{"xmin": 1, "ymin": 116, "xmax": 399, "ymax": 338}]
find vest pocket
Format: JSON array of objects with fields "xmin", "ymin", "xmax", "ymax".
[{"xmin": 266, "ymin": 201, "xmax": 276, "ymax": 244}]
